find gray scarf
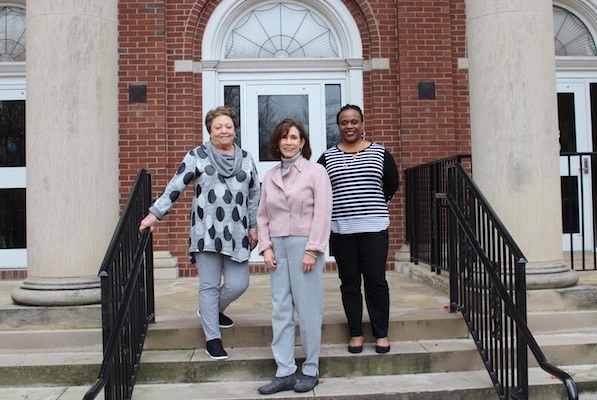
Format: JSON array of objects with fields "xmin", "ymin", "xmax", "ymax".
[{"xmin": 205, "ymin": 141, "xmax": 243, "ymax": 178}]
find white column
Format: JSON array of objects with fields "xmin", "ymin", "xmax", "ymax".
[
  {"xmin": 12, "ymin": 0, "xmax": 119, "ymax": 305},
  {"xmin": 465, "ymin": 0, "xmax": 578, "ymax": 288}
]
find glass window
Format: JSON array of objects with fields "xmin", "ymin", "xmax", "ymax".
[
  {"xmin": 0, "ymin": 6, "xmax": 26, "ymax": 61},
  {"xmin": 224, "ymin": 85, "xmax": 242, "ymax": 147},
  {"xmin": 258, "ymin": 94, "xmax": 309, "ymax": 160},
  {"xmin": 325, "ymin": 84, "xmax": 341, "ymax": 149},
  {"xmin": 554, "ymin": 6, "xmax": 597, "ymax": 56},
  {"xmin": 0, "ymin": 188, "xmax": 25, "ymax": 249},
  {"xmin": 0, "ymin": 100, "xmax": 25, "ymax": 167},
  {"xmin": 558, "ymin": 92, "xmax": 576, "ymax": 153},
  {"xmin": 225, "ymin": 3, "xmax": 338, "ymax": 59}
]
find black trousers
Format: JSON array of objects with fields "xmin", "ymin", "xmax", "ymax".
[{"xmin": 331, "ymin": 230, "xmax": 390, "ymax": 339}]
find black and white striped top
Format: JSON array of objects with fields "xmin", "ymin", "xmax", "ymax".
[{"xmin": 317, "ymin": 143, "xmax": 399, "ymax": 234}]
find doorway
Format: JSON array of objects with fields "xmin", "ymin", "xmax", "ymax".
[
  {"xmin": 558, "ymin": 81, "xmax": 594, "ymax": 252},
  {"xmin": 0, "ymin": 85, "xmax": 26, "ymax": 269},
  {"xmin": 223, "ymin": 81, "xmax": 342, "ymax": 262}
]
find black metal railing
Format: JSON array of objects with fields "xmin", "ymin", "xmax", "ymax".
[
  {"xmin": 405, "ymin": 154, "xmax": 471, "ymax": 273},
  {"xmin": 84, "ymin": 169, "xmax": 155, "ymax": 400},
  {"xmin": 439, "ymin": 162, "xmax": 576, "ymax": 399},
  {"xmin": 408, "ymin": 152, "xmax": 597, "ymax": 272},
  {"xmin": 560, "ymin": 152, "xmax": 597, "ymax": 270}
]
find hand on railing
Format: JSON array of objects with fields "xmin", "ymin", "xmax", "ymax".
[{"xmin": 139, "ymin": 212, "xmax": 158, "ymax": 233}]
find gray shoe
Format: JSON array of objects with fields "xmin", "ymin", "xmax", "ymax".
[
  {"xmin": 294, "ymin": 375, "xmax": 319, "ymax": 392},
  {"xmin": 258, "ymin": 375, "xmax": 297, "ymax": 395}
]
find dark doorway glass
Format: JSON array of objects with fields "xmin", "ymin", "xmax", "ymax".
[{"xmin": 0, "ymin": 100, "xmax": 25, "ymax": 167}]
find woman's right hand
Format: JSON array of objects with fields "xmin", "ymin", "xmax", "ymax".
[
  {"xmin": 139, "ymin": 213, "xmax": 158, "ymax": 233},
  {"xmin": 263, "ymin": 248, "xmax": 277, "ymax": 270}
]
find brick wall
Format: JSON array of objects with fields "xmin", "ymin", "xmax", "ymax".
[{"xmin": 117, "ymin": 0, "xmax": 470, "ymax": 278}]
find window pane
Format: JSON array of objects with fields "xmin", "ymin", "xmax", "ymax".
[
  {"xmin": 0, "ymin": 100, "xmax": 25, "ymax": 167},
  {"xmin": 0, "ymin": 6, "xmax": 26, "ymax": 61},
  {"xmin": 561, "ymin": 176, "xmax": 579, "ymax": 233},
  {"xmin": 224, "ymin": 85, "xmax": 242, "ymax": 147},
  {"xmin": 554, "ymin": 6, "xmax": 597, "ymax": 56},
  {"xmin": 325, "ymin": 84, "xmax": 341, "ymax": 149},
  {"xmin": 558, "ymin": 92, "xmax": 576, "ymax": 153},
  {"xmin": 225, "ymin": 3, "xmax": 338, "ymax": 59},
  {"xmin": 258, "ymin": 94, "xmax": 308, "ymax": 161},
  {"xmin": 0, "ymin": 188, "xmax": 25, "ymax": 248}
]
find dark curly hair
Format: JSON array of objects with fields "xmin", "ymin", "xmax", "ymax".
[{"xmin": 268, "ymin": 118, "xmax": 312, "ymax": 160}]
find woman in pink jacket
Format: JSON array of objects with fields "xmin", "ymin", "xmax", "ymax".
[{"xmin": 256, "ymin": 118, "xmax": 332, "ymax": 395}]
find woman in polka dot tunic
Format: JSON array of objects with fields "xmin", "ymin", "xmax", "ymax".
[{"xmin": 139, "ymin": 106, "xmax": 261, "ymax": 360}]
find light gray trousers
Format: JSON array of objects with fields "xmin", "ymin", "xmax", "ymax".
[
  {"xmin": 195, "ymin": 251, "xmax": 250, "ymax": 341},
  {"xmin": 269, "ymin": 236, "xmax": 324, "ymax": 378}
]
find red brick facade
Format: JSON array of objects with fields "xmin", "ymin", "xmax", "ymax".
[{"xmin": 118, "ymin": 0, "xmax": 472, "ymax": 277}]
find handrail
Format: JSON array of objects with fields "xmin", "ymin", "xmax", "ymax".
[
  {"xmin": 441, "ymin": 163, "xmax": 577, "ymax": 400},
  {"xmin": 405, "ymin": 154, "xmax": 471, "ymax": 273},
  {"xmin": 83, "ymin": 169, "xmax": 154, "ymax": 400},
  {"xmin": 84, "ymin": 231, "xmax": 151, "ymax": 399}
]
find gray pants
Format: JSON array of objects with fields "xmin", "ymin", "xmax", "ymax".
[
  {"xmin": 270, "ymin": 236, "xmax": 324, "ymax": 378},
  {"xmin": 195, "ymin": 251, "xmax": 250, "ymax": 341}
]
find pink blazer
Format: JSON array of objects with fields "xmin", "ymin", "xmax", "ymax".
[{"xmin": 257, "ymin": 156, "xmax": 332, "ymax": 254}]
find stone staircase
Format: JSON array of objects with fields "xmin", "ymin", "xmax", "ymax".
[{"xmin": 1, "ymin": 266, "xmax": 597, "ymax": 399}]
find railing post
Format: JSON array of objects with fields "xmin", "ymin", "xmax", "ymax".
[
  {"xmin": 444, "ymin": 166, "xmax": 458, "ymax": 312},
  {"xmin": 515, "ymin": 257, "xmax": 529, "ymax": 399},
  {"xmin": 431, "ymin": 162, "xmax": 440, "ymax": 273}
]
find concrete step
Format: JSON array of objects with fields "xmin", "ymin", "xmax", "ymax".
[
  {"xmin": 144, "ymin": 308, "xmax": 468, "ymax": 350},
  {"xmin": 1, "ymin": 309, "xmax": 595, "ymax": 354},
  {"xmin": 0, "ymin": 332, "xmax": 596, "ymax": 388},
  {"xmin": 0, "ymin": 308, "xmax": 468, "ymax": 353},
  {"xmin": 1, "ymin": 365, "xmax": 596, "ymax": 400}
]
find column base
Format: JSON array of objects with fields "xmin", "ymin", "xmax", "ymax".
[
  {"xmin": 11, "ymin": 276, "xmax": 101, "ymax": 306},
  {"xmin": 525, "ymin": 261, "xmax": 579, "ymax": 290},
  {"xmin": 153, "ymin": 251, "xmax": 179, "ymax": 280}
]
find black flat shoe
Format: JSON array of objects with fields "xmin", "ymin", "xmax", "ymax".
[
  {"xmin": 375, "ymin": 344, "xmax": 390, "ymax": 354},
  {"xmin": 348, "ymin": 344, "xmax": 363, "ymax": 353}
]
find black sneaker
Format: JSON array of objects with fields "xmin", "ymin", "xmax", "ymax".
[
  {"xmin": 196, "ymin": 310, "xmax": 234, "ymax": 328},
  {"xmin": 205, "ymin": 338, "xmax": 228, "ymax": 360}
]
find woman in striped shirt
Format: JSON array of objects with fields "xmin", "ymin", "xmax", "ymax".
[{"xmin": 317, "ymin": 104, "xmax": 399, "ymax": 355}]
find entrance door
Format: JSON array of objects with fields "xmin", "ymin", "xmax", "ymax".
[
  {"xmin": 558, "ymin": 81, "xmax": 593, "ymax": 252},
  {"xmin": 242, "ymin": 83, "xmax": 329, "ymax": 261},
  {"xmin": 0, "ymin": 86, "xmax": 26, "ymax": 268},
  {"xmin": 244, "ymin": 83, "xmax": 326, "ymax": 178}
]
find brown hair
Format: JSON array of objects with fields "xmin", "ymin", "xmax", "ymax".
[
  {"xmin": 204, "ymin": 106, "xmax": 239, "ymax": 132},
  {"xmin": 268, "ymin": 118, "xmax": 312, "ymax": 160}
]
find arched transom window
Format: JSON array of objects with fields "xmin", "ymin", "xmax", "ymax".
[
  {"xmin": 0, "ymin": 6, "xmax": 25, "ymax": 61},
  {"xmin": 554, "ymin": 5, "xmax": 597, "ymax": 56},
  {"xmin": 225, "ymin": 2, "xmax": 338, "ymax": 59}
]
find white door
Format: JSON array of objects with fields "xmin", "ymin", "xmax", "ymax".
[
  {"xmin": 243, "ymin": 83, "xmax": 326, "ymax": 178},
  {"xmin": 558, "ymin": 81, "xmax": 593, "ymax": 252},
  {"xmin": 242, "ymin": 83, "xmax": 328, "ymax": 262},
  {"xmin": 0, "ymin": 86, "xmax": 26, "ymax": 268}
]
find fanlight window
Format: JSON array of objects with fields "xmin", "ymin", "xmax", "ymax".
[
  {"xmin": 0, "ymin": 6, "xmax": 25, "ymax": 61},
  {"xmin": 554, "ymin": 6, "xmax": 597, "ymax": 56},
  {"xmin": 225, "ymin": 2, "xmax": 338, "ymax": 59}
]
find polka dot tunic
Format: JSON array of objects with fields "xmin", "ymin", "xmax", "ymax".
[{"xmin": 149, "ymin": 144, "xmax": 261, "ymax": 263}]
